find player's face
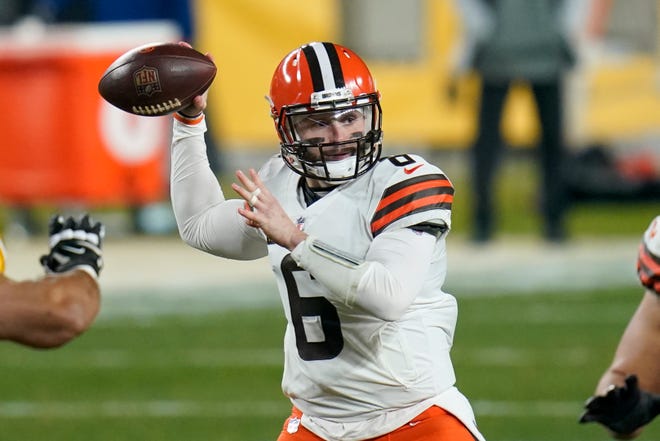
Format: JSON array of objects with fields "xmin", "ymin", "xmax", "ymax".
[{"xmin": 292, "ymin": 109, "xmax": 366, "ymax": 162}]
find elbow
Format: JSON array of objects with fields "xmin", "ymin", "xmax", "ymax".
[
  {"xmin": 361, "ymin": 288, "xmax": 412, "ymax": 322},
  {"xmin": 372, "ymin": 302, "xmax": 410, "ymax": 322},
  {"xmin": 178, "ymin": 221, "xmax": 201, "ymax": 249},
  {"xmin": 355, "ymin": 268, "xmax": 415, "ymax": 322},
  {"xmin": 178, "ymin": 217, "xmax": 215, "ymax": 254},
  {"xmin": 180, "ymin": 230, "xmax": 202, "ymax": 251}
]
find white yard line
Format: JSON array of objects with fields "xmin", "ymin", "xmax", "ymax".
[
  {"xmin": 0, "ymin": 399, "xmax": 581, "ymax": 418},
  {"xmin": 0, "ymin": 400, "xmax": 285, "ymax": 418},
  {"xmin": 3, "ymin": 235, "xmax": 639, "ymax": 298}
]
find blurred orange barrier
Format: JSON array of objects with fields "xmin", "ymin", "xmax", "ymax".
[{"xmin": 0, "ymin": 21, "xmax": 180, "ymax": 206}]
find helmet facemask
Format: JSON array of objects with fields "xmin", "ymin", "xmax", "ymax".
[{"xmin": 277, "ymin": 91, "xmax": 382, "ymax": 182}]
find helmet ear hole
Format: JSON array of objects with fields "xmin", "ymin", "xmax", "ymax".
[{"xmin": 269, "ymin": 42, "xmax": 382, "ymax": 182}]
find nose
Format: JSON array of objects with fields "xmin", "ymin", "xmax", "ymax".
[{"xmin": 326, "ymin": 121, "xmax": 353, "ymax": 143}]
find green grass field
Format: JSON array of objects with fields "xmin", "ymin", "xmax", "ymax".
[
  {"xmin": 0, "ymin": 284, "xmax": 658, "ymax": 441},
  {"xmin": 0, "ymin": 154, "xmax": 658, "ymax": 440}
]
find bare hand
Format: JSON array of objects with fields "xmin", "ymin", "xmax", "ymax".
[
  {"xmin": 232, "ymin": 169, "xmax": 307, "ymax": 250},
  {"xmin": 177, "ymin": 41, "xmax": 213, "ymax": 117}
]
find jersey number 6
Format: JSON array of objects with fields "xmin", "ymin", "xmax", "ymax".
[{"xmin": 281, "ymin": 255, "xmax": 344, "ymax": 361}]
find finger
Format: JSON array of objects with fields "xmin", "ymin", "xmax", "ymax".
[
  {"xmin": 48, "ymin": 214, "xmax": 65, "ymax": 235},
  {"xmin": 80, "ymin": 214, "xmax": 92, "ymax": 230},
  {"xmin": 237, "ymin": 205, "xmax": 260, "ymax": 223},
  {"xmin": 249, "ymin": 169, "xmax": 268, "ymax": 193},
  {"xmin": 235, "ymin": 170, "xmax": 255, "ymax": 190},
  {"xmin": 191, "ymin": 94, "xmax": 207, "ymax": 112},
  {"xmin": 231, "ymin": 182, "xmax": 251, "ymax": 201},
  {"xmin": 234, "ymin": 171, "xmax": 262, "ymax": 207},
  {"xmin": 248, "ymin": 188, "xmax": 262, "ymax": 207},
  {"xmin": 249, "ymin": 168, "xmax": 261, "ymax": 183},
  {"xmin": 63, "ymin": 216, "xmax": 76, "ymax": 230}
]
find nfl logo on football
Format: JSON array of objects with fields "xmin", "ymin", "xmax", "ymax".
[{"xmin": 133, "ymin": 66, "xmax": 162, "ymax": 96}]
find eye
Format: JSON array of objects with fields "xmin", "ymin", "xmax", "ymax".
[{"xmin": 337, "ymin": 111, "xmax": 362, "ymax": 125}]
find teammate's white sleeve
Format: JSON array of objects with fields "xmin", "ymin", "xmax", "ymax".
[
  {"xmin": 643, "ymin": 216, "xmax": 660, "ymax": 256},
  {"xmin": 170, "ymin": 117, "xmax": 267, "ymax": 260},
  {"xmin": 291, "ymin": 228, "xmax": 435, "ymax": 321}
]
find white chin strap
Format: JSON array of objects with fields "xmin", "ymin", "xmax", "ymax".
[{"xmin": 308, "ymin": 156, "xmax": 356, "ymax": 180}]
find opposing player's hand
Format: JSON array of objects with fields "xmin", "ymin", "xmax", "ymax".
[
  {"xmin": 232, "ymin": 168, "xmax": 308, "ymax": 251},
  {"xmin": 579, "ymin": 375, "xmax": 660, "ymax": 437},
  {"xmin": 40, "ymin": 214, "xmax": 105, "ymax": 280},
  {"xmin": 637, "ymin": 216, "xmax": 660, "ymax": 295}
]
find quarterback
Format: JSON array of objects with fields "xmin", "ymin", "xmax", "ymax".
[
  {"xmin": 170, "ymin": 41, "xmax": 485, "ymax": 441},
  {"xmin": 0, "ymin": 214, "xmax": 104, "ymax": 348}
]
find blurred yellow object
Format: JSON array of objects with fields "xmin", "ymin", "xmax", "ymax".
[
  {"xmin": 0, "ymin": 238, "xmax": 5, "ymax": 274},
  {"xmin": 196, "ymin": 0, "xmax": 660, "ymax": 150}
]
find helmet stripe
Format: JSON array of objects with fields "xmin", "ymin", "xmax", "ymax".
[
  {"xmin": 321, "ymin": 42, "xmax": 345, "ymax": 89},
  {"xmin": 302, "ymin": 42, "xmax": 345, "ymax": 92}
]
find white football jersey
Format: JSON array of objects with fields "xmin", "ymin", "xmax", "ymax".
[
  {"xmin": 258, "ymin": 154, "xmax": 483, "ymax": 441},
  {"xmin": 169, "ymin": 118, "xmax": 484, "ymax": 441}
]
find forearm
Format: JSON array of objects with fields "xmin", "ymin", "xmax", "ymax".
[
  {"xmin": 0, "ymin": 271, "xmax": 100, "ymax": 348},
  {"xmin": 291, "ymin": 228, "xmax": 434, "ymax": 321},
  {"xmin": 171, "ymin": 116, "xmax": 225, "ymax": 229},
  {"xmin": 597, "ymin": 292, "xmax": 660, "ymax": 395}
]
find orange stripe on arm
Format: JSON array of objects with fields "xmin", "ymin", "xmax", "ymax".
[
  {"xmin": 173, "ymin": 112, "xmax": 205, "ymax": 125},
  {"xmin": 371, "ymin": 194, "xmax": 453, "ymax": 234},
  {"xmin": 639, "ymin": 245, "xmax": 660, "ymax": 272},
  {"xmin": 376, "ymin": 179, "xmax": 452, "ymax": 212}
]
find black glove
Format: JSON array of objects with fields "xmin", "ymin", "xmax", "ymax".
[
  {"xmin": 40, "ymin": 214, "xmax": 104, "ymax": 279},
  {"xmin": 579, "ymin": 375, "xmax": 660, "ymax": 436}
]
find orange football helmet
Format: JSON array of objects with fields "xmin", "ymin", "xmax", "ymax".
[{"xmin": 267, "ymin": 42, "xmax": 382, "ymax": 182}]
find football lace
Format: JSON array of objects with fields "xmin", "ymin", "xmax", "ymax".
[{"xmin": 132, "ymin": 99, "xmax": 182, "ymax": 115}]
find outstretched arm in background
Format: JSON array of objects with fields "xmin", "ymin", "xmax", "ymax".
[
  {"xmin": 0, "ymin": 214, "xmax": 103, "ymax": 349},
  {"xmin": 580, "ymin": 216, "xmax": 660, "ymax": 438}
]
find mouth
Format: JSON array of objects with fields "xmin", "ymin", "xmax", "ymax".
[
  {"xmin": 324, "ymin": 147, "xmax": 356, "ymax": 161},
  {"xmin": 325, "ymin": 152, "xmax": 352, "ymax": 161}
]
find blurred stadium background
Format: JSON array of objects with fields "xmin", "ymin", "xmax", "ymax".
[{"xmin": 0, "ymin": 0, "xmax": 659, "ymax": 440}]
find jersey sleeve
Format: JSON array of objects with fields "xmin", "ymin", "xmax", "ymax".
[
  {"xmin": 369, "ymin": 155, "xmax": 453, "ymax": 237},
  {"xmin": 170, "ymin": 116, "xmax": 268, "ymax": 260},
  {"xmin": 638, "ymin": 215, "xmax": 660, "ymax": 295}
]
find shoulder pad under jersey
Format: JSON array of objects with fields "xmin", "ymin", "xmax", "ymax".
[{"xmin": 369, "ymin": 154, "xmax": 453, "ymax": 236}]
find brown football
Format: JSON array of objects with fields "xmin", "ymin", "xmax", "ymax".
[{"xmin": 98, "ymin": 42, "xmax": 216, "ymax": 116}]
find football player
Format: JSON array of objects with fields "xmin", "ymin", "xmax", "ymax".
[
  {"xmin": 580, "ymin": 216, "xmax": 660, "ymax": 438},
  {"xmin": 0, "ymin": 214, "xmax": 104, "ymax": 348},
  {"xmin": 171, "ymin": 42, "xmax": 485, "ymax": 441}
]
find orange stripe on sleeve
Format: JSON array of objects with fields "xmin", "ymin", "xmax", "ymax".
[
  {"xmin": 375, "ymin": 179, "xmax": 452, "ymax": 213},
  {"xmin": 371, "ymin": 194, "xmax": 453, "ymax": 234},
  {"xmin": 173, "ymin": 112, "xmax": 205, "ymax": 125}
]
